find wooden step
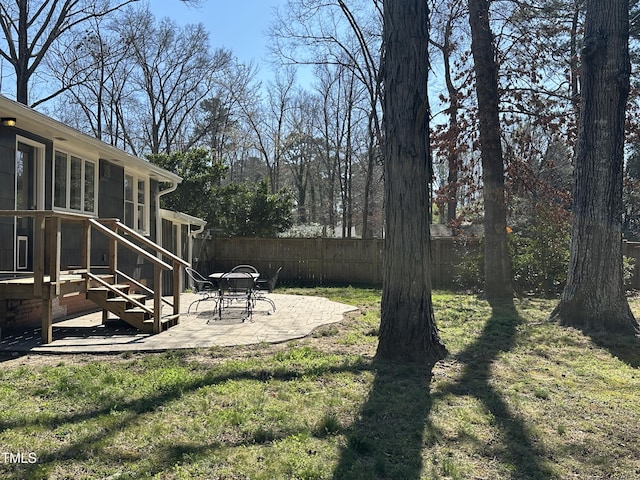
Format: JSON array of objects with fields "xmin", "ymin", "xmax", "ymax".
[
  {"xmin": 84, "ymin": 276, "xmax": 179, "ymax": 335},
  {"xmin": 143, "ymin": 314, "xmax": 181, "ymax": 332},
  {"xmin": 122, "ymin": 307, "xmax": 152, "ymax": 330},
  {"xmin": 106, "ymin": 294, "xmax": 148, "ymax": 308},
  {"xmin": 86, "ymin": 285, "xmax": 132, "ymax": 302},
  {"xmin": 87, "ymin": 274, "xmax": 116, "ymax": 288}
]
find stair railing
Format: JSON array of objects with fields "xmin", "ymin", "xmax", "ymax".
[{"xmin": 88, "ymin": 218, "xmax": 190, "ymax": 333}]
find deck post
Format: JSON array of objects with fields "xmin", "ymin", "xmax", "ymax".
[
  {"xmin": 41, "ymin": 296, "xmax": 53, "ymax": 344},
  {"xmin": 108, "ymin": 226, "xmax": 118, "ymax": 277},
  {"xmin": 173, "ymin": 260, "xmax": 181, "ymax": 318},
  {"xmin": 154, "ymin": 265, "xmax": 162, "ymax": 333},
  {"xmin": 33, "ymin": 213, "xmax": 45, "ymax": 298},
  {"xmin": 49, "ymin": 215, "xmax": 61, "ymax": 296},
  {"xmin": 81, "ymin": 219, "xmax": 91, "ymax": 271}
]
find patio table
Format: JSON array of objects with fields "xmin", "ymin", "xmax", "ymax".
[
  {"xmin": 209, "ymin": 272, "xmax": 260, "ymax": 280},
  {"xmin": 209, "ymin": 272, "xmax": 258, "ymax": 321}
]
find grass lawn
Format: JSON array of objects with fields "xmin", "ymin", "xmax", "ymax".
[{"xmin": 1, "ymin": 287, "xmax": 640, "ymax": 479}]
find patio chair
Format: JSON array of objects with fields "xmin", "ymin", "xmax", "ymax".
[
  {"xmin": 217, "ymin": 271, "xmax": 256, "ymax": 321},
  {"xmin": 185, "ymin": 267, "xmax": 218, "ymax": 315},
  {"xmin": 254, "ymin": 266, "xmax": 282, "ymax": 313},
  {"xmin": 230, "ymin": 264, "xmax": 259, "ymax": 274}
]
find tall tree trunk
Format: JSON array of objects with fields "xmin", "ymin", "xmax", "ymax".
[
  {"xmin": 377, "ymin": 0, "xmax": 447, "ymax": 365},
  {"xmin": 468, "ymin": 0, "xmax": 513, "ymax": 299},
  {"xmin": 16, "ymin": 0, "xmax": 29, "ymax": 105},
  {"xmin": 443, "ymin": 12, "xmax": 461, "ymax": 223},
  {"xmin": 362, "ymin": 122, "xmax": 376, "ymax": 239},
  {"xmin": 550, "ymin": 0, "xmax": 639, "ymax": 334}
]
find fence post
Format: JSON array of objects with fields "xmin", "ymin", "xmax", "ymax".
[{"xmin": 317, "ymin": 237, "xmax": 324, "ymax": 285}]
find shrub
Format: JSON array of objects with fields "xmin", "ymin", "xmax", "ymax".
[
  {"xmin": 453, "ymin": 240, "xmax": 484, "ymax": 291},
  {"xmin": 624, "ymin": 255, "xmax": 636, "ymax": 289},
  {"xmin": 454, "ymin": 207, "xmax": 571, "ymax": 296}
]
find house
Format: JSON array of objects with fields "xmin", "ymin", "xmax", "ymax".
[{"xmin": 0, "ymin": 94, "xmax": 206, "ymax": 343}]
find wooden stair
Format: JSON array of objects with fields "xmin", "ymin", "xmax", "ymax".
[{"xmin": 86, "ymin": 276, "xmax": 179, "ymax": 333}]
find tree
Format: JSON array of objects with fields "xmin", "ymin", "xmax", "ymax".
[
  {"xmin": 47, "ymin": 5, "xmax": 230, "ymax": 156},
  {"xmin": 623, "ymin": 144, "xmax": 640, "ymax": 239},
  {"xmin": 376, "ymin": 0, "xmax": 447, "ymax": 365},
  {"xmin": 238, "ymin": 67, "xmax": 297, "ymax": 193},
  {"xmin": 114, "ymin": 7, "xmax": 230, "ymax": 154},
  {"xmin": 281, "ymin": 91, "xmax": 322, "ymax": 225},
  {"xmin": 148, "ymin": 148, "xmax": 227, "ymax": 223},
  {"xmin": 0, "ymin": 0, "xmax": 140, "ymax": 105},
  {"xmin": 270, "ymin": 0, "xmax": 384, "ymax": 238},
  {"xmin": 468, "ymin": 0, "xmax": 513, "ymax": 300},
  {"xmin": 46, "ymin": 13, "xmax": 134, "ymax": 145},
  {"xmin": 550, "ymin": 0, "xmax": 639, "ymax": 334},
  {"xmin": 215, "ymin": 179, "xmax": 293, "ymax": 237},
  {"xmin": 0, "ymin": 0, "xmax": 201, "ymax": 106},
  {"xmin": 149, "ymin": 149, "xmax": 293, "ymax": 237},
  {"xmin": 430, "ymin": 0, "xmax": 468, "ymax": 223}
]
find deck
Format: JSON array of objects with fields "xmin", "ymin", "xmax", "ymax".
[
  {"xmin": 0, "ymin": 273, "xmax": 88, "ymax": 299},
  {"xmin": 0, "ymin": 211, "xmax": 187, "ymax": 344}
]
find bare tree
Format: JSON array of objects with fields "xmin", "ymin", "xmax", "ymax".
[
  {"xmin": 113, "ymin": 7, "xmax": 230, "ymax": 154},
  {"xmin": 282, "ymin": 90, "xmax": 321, "ymax": 224},
  {"xmin": 0, "ymin": 0, "xmax": 202, "ymax": 106},
  {"xmin": 377, "ymin": 0, "xmax": 447, "ymax": 364},
  {"xmin": 270, "ymin": 0, "xmax": 383, "ymax": 237},
  {"xmin": 430, "ymin": 0, "xmax": 468, "ymax": 223},
  {"xmin": 315, "ymin": 63, "xmax": 344, "ymax": 235},
  {"xmin": 47, "ymin": 14, "xmax": 135, "ymax": 144},
  {"xmin": 237, "ymin": 67, "xmax": 298, "ymax": 193},
  {"xmin": 550, "ymin": 0, "xmax": 639, "ymax": 334},
  {"xmin": 0, "ymin": 0, "xmax": 141, "ymax": 105},
  {"xmin": 468, "ymin": 0, "xmax": 513, "ymax": 300},
  {"xmin": 193, "ymin": 60, "xmax": 265, "ymax": 183}
]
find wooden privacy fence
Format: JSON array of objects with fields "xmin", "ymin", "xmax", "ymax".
[
  {"xmin": 623, "ymin": 241, "xmax": 640, "ymax": 289},
  {"xmin": 193, "ymin": 237, "xmax": 481, "ymax": 287}
]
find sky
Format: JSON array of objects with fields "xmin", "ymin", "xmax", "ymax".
[{"xmin": 151, "ymin": 0, "xmax": 286, "ymax": 75}]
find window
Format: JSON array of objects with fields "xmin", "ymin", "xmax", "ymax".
[
  {"xmin": 70, "ymin": 156, "xmax": 82, "ymax": 210},
  {"xmin": 137, "ymin": 179, "xmax": 146, "ymax": 231},
  {"xmin": 124, "ymin": 173, "xmax": 149, "ymax": 233},
  {"xmin": 84, "ymin": 161, "xmax": 95, "ymax": 212},
  {"xmin": 53, "ymin": 150, "xmax": 96, "ymax": 214},
  {"xmin": 54, "ymin": 151, "xmax": 67, "ymax": 209},
  {"xmin": 124, "ymin": 174, "xmax": 134, "ymax": 228}
]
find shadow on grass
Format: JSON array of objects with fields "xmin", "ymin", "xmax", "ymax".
[
  {"xmin": 333, "ymin": 360, "xmax": 436, "ymax": 480},
  {"xmin": 588, "ymin": 332, "xmax": 640, "ymax": 368},
  {"xmin": 443, "ymin": 298, "xmax": 554, "ymax": 480},
  {"xmin": 0, "ymin": 355, "xmax": 371, "ymax": 480},
  {"xmin": 332, "ymin": 299, "xmax": 554, "ymax": 480}
]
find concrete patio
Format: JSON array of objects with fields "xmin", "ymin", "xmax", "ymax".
[{"xmin": 0, "ymin": 292, "xmax": 358, "ymax": 354}]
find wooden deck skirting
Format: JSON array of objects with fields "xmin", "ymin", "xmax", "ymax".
[{"xmin": 0, "ymin": 211, "xmax": 189, "ymax": 344}]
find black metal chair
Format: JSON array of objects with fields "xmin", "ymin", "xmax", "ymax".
[
  {"xmin": 230, "ymin": 264, "xmax": 259, "ymax": 274},
  {"xmin": 254, "ymin": 266, "xmax": 282, "ymax": 313},
  {"xmin": 185, "ymin": 267, "xmax": 218, "ymax": 315},
  {"xmin": 217, "ymin": 271, "xmax": 256, "ymax": 321}
]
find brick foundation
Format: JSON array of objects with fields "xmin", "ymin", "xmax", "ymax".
[{"xmin": 2, "ymin": 294, "xmax": 98, "ymax": 330}]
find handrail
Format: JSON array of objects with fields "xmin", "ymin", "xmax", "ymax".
[
  {"xmin": 0, "ymin": 209, "xmax": 92, "ymax": 220},
  {"xmin": 88, "ymin": 218, "xmax": 173, "ymax": 271},
  {"xmin": 0, "ymin": 209, "xmax": 186, "ymax": 340},
  {"xmin": 116, "ymin": 269, "xmax": 174, "ymax": 309},
  {"xmin": 86, "ymin": 272, "xmax": 153, "ymax": 315},
  {"xmin": 99, "ymin": 218, "xmax": 190, "ymax": 268}
]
